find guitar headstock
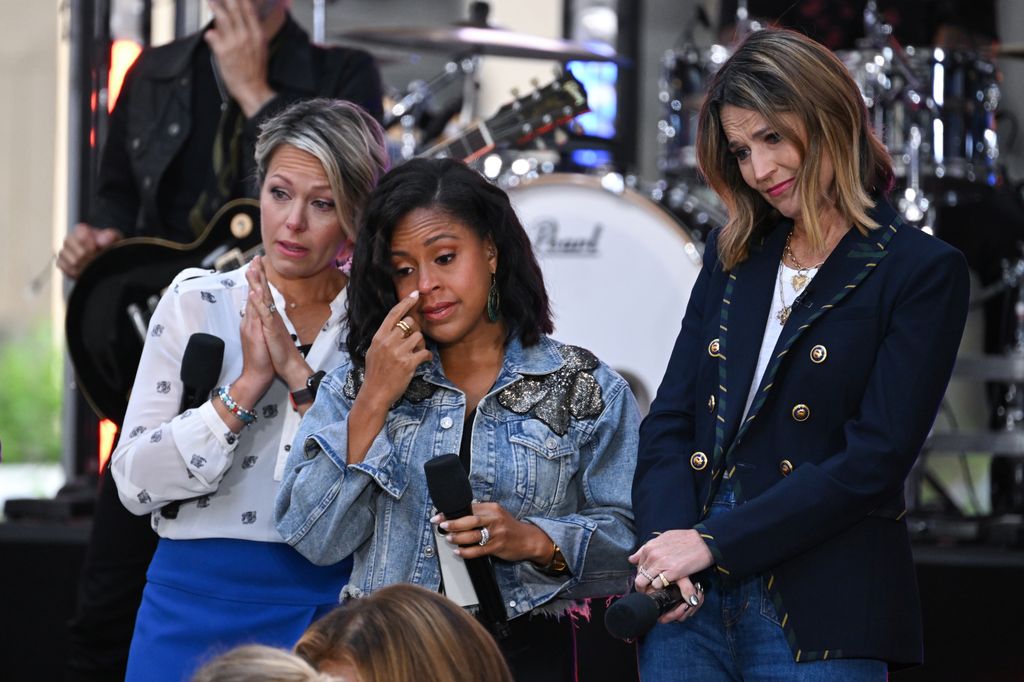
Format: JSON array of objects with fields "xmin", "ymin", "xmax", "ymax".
[
  {"xmin": 422, "ymin": 72, "xmax": 590, "ymax": 162},
  {"xmin": 486, "ymin": 72, "xmax": 590, "ymax": 149}
]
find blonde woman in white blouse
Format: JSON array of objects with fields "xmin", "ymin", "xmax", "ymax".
[{"xmin": 110, "ymin": 98, "xmax": 388, "ymax": 682}]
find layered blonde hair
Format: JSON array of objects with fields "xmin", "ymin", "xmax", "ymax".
[
  {"xmin": 295, "ymin": 584, "xmax": 514, "ymax": 682},
  {"xmin": 190, "ymin": 645, "xmax": 337, "ymax": 682},
  {"xmin": 697, "ymin": 29, "xmax": 894, "ymax": 269}
]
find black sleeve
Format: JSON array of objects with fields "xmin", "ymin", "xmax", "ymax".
[{"xmin": 89, "ymin": 59, "xmax": 143, "ymax": 235}]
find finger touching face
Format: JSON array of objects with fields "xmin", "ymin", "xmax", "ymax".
[{"xmin": 389, "ymin": 207, "xmax": 502, "ymax": 350}]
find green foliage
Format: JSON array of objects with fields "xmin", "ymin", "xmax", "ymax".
[{"xmin": 0, "ymin": 324, "xmax": 62, "ymax": 463}]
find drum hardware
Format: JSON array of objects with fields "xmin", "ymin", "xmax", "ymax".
[{"xmin": 648, "ymin": 178, "xmax": 727, "ymax": 244}]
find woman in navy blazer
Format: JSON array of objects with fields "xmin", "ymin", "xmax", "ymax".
[{"xmin": 630, "ymin": 29, "xmax": 970, "ymax": 680}]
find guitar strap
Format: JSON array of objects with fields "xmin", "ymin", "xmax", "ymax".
[{"xmin": 188, "ymin": 38, "xmax": 283, "ymax": 235}]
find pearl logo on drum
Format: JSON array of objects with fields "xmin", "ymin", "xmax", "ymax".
[{"xmin": 530, "ymin": 218, "xmax": 603, "ymax": 256}]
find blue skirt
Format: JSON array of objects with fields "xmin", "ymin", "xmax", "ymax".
[{"xmin": 125, "ymin": 538, "xmax": 352, "ymax": 682}]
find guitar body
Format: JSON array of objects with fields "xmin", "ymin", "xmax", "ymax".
[{"xmin": 66, "ymin": 199, "xmax": 260, "ymax": 423}]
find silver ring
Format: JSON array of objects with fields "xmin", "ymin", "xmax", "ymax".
[
  {"xmin": 638, "ymin": 565, "xmax": 655, "ymax": 582},
  {"xmin": 267, "ymin": 303, "xmax": 278, "ymax": 314},
  {"xmin": 478, "ymin": 527, "xmax": 490, "ymax": 546}
]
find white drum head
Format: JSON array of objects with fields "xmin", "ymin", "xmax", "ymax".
[{"xmin": 509, "ymin": 174, "xmax": 704, "ymax": 412}]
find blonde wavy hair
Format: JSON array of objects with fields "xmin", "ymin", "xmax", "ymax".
[
  {"xmin": 190, "ymin": 644, "xmax": 338, "ymax": 682},
  {"xmin": 697, "ymin": 28, "xmax": 894, "ymax": 270},
  {"xmin": 295, "ymin": 584, "xmax": 514, "ymax": 682}
]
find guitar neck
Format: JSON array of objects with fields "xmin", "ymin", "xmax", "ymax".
[{"xmin": 419, "ymin": 121, "xmax": 496, "ymax": 162}]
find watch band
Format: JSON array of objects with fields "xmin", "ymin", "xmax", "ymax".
[{"xmin": 289, "ymin": 370, "xmax": 326, "ymax": 409}]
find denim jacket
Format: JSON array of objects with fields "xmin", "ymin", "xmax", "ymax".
[{"xmin": 274, "ymin": 335, "xmax": 639, "ymax": 618}]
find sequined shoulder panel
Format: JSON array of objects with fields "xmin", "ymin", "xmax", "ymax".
[
  {"xmin": 497, "ymin": 345, "xmax": 605, "ymax": 436},
  {"xmin": 342, "ymin": 367, "xmax": 437, "ymax": 404}
]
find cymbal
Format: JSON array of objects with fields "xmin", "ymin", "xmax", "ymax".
[
  {"xmin": 994, "ymin": 43, "xmax": 1024, "ymax": 58},
  {"xmin": 335, "ymin": 25, "xmax": 618, "ymax": 62}
]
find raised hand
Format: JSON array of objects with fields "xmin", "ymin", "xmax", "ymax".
[
  {"xmin": 244, "ymin": 256, "xmax": 310, "ymax": 387},
  {"xmin": 204, "ymin": 0, "xmax": 276, "ymax": 117},
  {"xmin": 360, "ymin": 291, "xmax": 434, "ymax": 410},
  {"xmin": 345, "ymin": 292, "xmax": 433, "ymax": 464}
]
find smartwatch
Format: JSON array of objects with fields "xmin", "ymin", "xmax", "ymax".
[{"xmin": 289, "ymin": 370, "xmax": 326, "ymax": 410}]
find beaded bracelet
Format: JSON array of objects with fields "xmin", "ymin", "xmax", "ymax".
[{"xmin": 216, "ymin": 386, "xmax": 258, "ymax": 425}]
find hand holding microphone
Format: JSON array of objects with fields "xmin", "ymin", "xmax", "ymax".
[{"xmin": 604, "ymin": 575, "xmax": 705, "ymax": 640}]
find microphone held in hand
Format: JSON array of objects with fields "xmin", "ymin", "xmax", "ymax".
[
  {"xmin": 605, "ymin": 584, "xmax": 684, "ymax": 640},
  {"xmin": 163, "ymin": 333, "xmax": 225, "ymax": 520},
  {"xmin": 179, "ymin": 333, "xmax": 225, "ymax": 414},
  {"xmin": 424, "ymin": 454, "xmax": 510, "ymax": 639}
]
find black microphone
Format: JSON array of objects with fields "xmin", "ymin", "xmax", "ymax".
[
  {"xmin": 605, "ymin": 584, "xmax": 685, "ymax": 640},
  {"xmin": 424, "ymin": 454, "xmax": 510, "ymax": 639},
  {"xmin": 162, "ymin": 333, "xmax": 224, "ymax": 520},
  {"xmin": 179, "ymin": 333, "xmax": 225, "ymax": 414}
]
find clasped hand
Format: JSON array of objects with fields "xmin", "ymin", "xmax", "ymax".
[
  {"xmin": 628, "ymin": 529, "xmax": 714, "ymax": 624},
  {"xmin": 239, "ymin": 255, "xmax": 307, "ymax": 395}
]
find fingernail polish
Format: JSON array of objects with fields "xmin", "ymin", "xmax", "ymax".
[
  {"xmin": 410, "ymin": 290, "xmax": 419, "ymax": 299},
  {"xmin": 689, "ymin": 594, "xmax": 699, "ymax": 606}
]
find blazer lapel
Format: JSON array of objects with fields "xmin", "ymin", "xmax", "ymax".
[
  {"xmin": 725, "ymin": 211, "xmax": 900, "ymax": 462},
  {"xmin": 712, "ymin": 222, "xmax": 789, "ymax": 467}
]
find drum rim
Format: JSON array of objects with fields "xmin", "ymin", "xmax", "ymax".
[{"xmin": 507, "ymin": 173, "xmax": 704, "ymax": 260}]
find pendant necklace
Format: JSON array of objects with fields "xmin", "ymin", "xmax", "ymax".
[
  {"xmin": 784, "ymin": 230, "xmax": 826, "ymax": 293},
  {"xmin": 776, "ymin": 260, "xmax": 792, "ymax": 325}
]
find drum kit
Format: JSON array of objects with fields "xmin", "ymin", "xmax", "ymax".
[{"xmin": 337, "ymin": 1, "xmax": 1015, "ymax": 415}]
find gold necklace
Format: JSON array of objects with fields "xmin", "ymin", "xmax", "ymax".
[
  {"xmin": 776, "ymin": 260, "xmax": 792, "ymax": 325},
  {"xmin": 783, "ymin": 231, "xmax": 826, "ymax": 292}
]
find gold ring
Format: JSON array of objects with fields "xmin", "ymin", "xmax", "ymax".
[
  {"xmin": 657, "ymin": 572, "xmax": 671, "ymax": 590},
  {"xmin": 394, "ymin": 320, "xmax": 413, "ymax": 339}
]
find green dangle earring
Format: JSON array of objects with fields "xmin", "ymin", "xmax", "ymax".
[{"xmin": 486, "ymin": 273, "xmax": 501, "ymax": 322}]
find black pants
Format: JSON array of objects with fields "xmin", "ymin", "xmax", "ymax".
[
  {"xmin": 65, "ymin": 465, "xmax": 158, "ymax": 682},
  {"xmin": 499, "ymin": 603, "xmax": 639, "ymax": 682},
  {"xmin": 499, "ymin": 611, "xmax": 576, "ymax": 682}
]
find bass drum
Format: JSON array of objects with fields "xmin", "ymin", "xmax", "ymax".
[{"xmin": 508, "ymin": 174, "xmax": 704, "ymax": 413}]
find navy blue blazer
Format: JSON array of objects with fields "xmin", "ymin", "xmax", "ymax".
[{"xmin": 633, "ymin": 198, "xmax": 969, "ymax": 666}]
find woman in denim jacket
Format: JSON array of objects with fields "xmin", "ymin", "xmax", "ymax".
[{"xmin": 275, "ymin": 158, "xmax": 638, "ymax": 680}]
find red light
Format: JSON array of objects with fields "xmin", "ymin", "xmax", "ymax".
[
  {"xmin": 108, "ymin": 40, "xmax": 142, "ymax": 112},
  {"xmin": 98, "ymin": 419, "xmax": 118, "ymax": 472}
]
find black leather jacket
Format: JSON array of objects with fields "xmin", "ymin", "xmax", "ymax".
[{"xmin": 90, "ymin": 14, "xmax": 382, "ymax": 241}]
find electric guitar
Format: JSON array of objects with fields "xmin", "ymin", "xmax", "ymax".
[{"xmin": 66, "ymin": 72, "xmax": 589, "ymax": 423}]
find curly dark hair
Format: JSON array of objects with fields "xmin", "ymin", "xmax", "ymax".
[{"xmin": 346, "ymin": 158, "xmax": 552, "ymax": 360}]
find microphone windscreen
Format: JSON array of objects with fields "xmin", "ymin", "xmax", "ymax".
[
  {"xmin": 181, "ymin": 333, "xmax": 225, "ymax": 388},
  {"xmin": 424, "ymin": 454, "xmax": 473, "ymax": 515},
  {"xmin": 604, "ymin": 591, "xmax": 662, "ymax": 641}
]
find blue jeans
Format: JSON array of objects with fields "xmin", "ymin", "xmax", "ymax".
[{"xmin": 637, "ymin": 481, "xmax": 887, "ymax": 681}]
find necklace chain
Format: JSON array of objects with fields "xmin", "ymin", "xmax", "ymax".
[
  {"xmin": 776, "ymin": 259, "xmax": 793, "ymax": 325},
  {"xmin": 783, "ymin": 230, "xmax": 828, "ymax": 293}
]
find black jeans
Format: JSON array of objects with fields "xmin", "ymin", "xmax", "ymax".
[{"xmin": 66, "ymin": 465, "xmax": 158, "ymax": 682}]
